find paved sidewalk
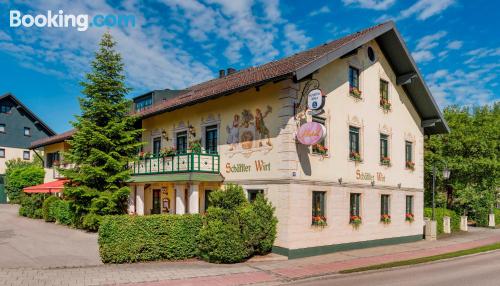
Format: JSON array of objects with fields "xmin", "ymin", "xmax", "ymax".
[{"xmin": 1, "ymin": 227, "xmax": 499, "ymax": 286}]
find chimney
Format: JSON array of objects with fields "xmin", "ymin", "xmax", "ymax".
[
  {"xmin": 227, "ymin": 67, "xmax": 237, "ymax": 75},
  {"xmin": 219, "ymin": 69, "xmax": 226, "ymax": 78}
]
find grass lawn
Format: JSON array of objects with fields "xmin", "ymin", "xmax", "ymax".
[{"xmin": 340, "ymin": 243, "xmax": 500, "ymax": 274}]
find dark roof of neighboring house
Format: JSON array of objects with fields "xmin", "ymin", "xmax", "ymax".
[
  {"xmin": 30, "ymin": 21, "xmax": 449, "ymax": 149},
  {"xmin": 30, "ymin": 129, "xmax": 75, "ymax": 149},
  {"xmin": 0, "ymin": 93, "xmax": 56, "ymax": 136}
]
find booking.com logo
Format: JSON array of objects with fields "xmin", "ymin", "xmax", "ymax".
[{"xmin": 9, "ymin": 10, "xmax": 135, "ymax": 32}]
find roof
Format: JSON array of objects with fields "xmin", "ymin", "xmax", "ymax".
[
  {"xmin": 0, "ymin": 93, "xmax": 56, "ymax": 136},
  {"xmin": 23, "ymin": 179, "xmax": 68, "ymax": 193},
  {"xmin": 135, "ymin": 21, "xmax": 448, "ymax": 135},
  {"xmin": 30, "ymin": 129, "xmax": 75, "ymax": 149}
]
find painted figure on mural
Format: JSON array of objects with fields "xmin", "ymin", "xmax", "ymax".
[
  {"xmin": 255, "ymin": 105, "xmax": 272, "ymax": 147},
  {"xmin": 227, "ymin": 114, "xmax": 240, "ymax": 151}
]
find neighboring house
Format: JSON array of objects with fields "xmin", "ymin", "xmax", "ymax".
[
  {"xmin": 31, "ymin": 21, "xmax": 448, "ymax": 258},
  {"xmin": 0, "ymin": 93, "xmax": 56, "ymax": 203}
]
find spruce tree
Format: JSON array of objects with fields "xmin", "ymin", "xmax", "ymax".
[{"xmin": 62, "ymin": 32, "xmax": 143, "ymax": 226}]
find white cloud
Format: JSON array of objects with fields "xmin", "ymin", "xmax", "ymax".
[
  {"xmin": 412, "ymin": 50, "xmax": 434, "ymax": 63},
  {"xmin": 464, "ymin": 47, "xmax": 500, "ymax": 64},
  {"xmin": 399, "ymin": 0, "xmax": 455, "ymax": 20},
  {"xmin": 282, "ymin": 23, "xmax": 312, "ymax": 55},
  {"xmin": 447, "ymin": 40, "xmax": 463, "ymax": 50},
  {"xmin": 416, "ymin": 31, "xmax": 447, "ymax": 50},
  {"xmin": 342, "ymin": 0, "xmax": 396, "ymax": 10},
  {"xmin": 309, "ymin": 6, "xmax": 331, "ymax": 16}
]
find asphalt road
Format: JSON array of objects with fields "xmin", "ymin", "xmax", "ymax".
[{"xmin": 290, "ymin": 250, "xmax": 500, "ymax": 286}]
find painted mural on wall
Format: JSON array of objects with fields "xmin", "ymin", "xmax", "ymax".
[{"xmin": 226, "ymin": 105, "xmax": 273, "ymax": 157}]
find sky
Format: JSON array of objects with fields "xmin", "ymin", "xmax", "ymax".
[{"xmin": 0, "ymin": 0, "xmax": 498, "ymax": 133}]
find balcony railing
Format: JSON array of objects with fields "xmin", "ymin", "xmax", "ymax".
[{"xmin": 131, "ymin": 152, "xmax": 220, "ymax": 175}]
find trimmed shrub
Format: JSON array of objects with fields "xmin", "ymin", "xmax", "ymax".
[
  {"xmin": 19, "ymin": 194, "xmax": 45, "ymax": 218},
  {"xmin": 5, "ymin": 159, "xmax": 44, "ymax": 204},
  {"xmin": 42, "ymin": 196, "xmax": 60, "ymax": 222},
  {"xmin": 424, "ymin": 208, "xmax": 460, "ymax": 234},
  {"xmin": 52, "ymin": 200, "xmax": 73, "ymax": 225},
  {"xmin": 82, "ymin": 213, "xmax": 102, "ymax": 232},
  {"xmin": 209, "ymin": 184, "xmax": 246, "ymax": 210},
  {"xmin": 98, "ymin": 214, "xmax": 202, "ymax": 263}
]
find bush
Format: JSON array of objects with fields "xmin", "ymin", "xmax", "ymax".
[
  {"xmin": 82, "ymin": 213, "xmax": 102, "ymax": 232},
  {"xmin": 494, "ymin": 209, "xmax": 500, "ymax": 226},
  {"xmin": 198, "ymin": 185, "xmax": 277, "ymax": 263},
  {"xmin": 98, "ymin": 214, "xmax": 202, "ymax": 263},
  {"xmin": 424, "ymin": 208, "xmax": 460, "ymax": 234},
  {"xmin": 51, "ymin": 200, "xmax": 73, "ymax": 225},
  {"xmin": 42, "ymin": 196, "xmax": 60, "ymax": 222},
  {"xmin": 5, "ymin": 159, "xmax": 44, "ymax": 203},
  {"xmin": 19, "ymin": 194, "xmax": 45, "ymax": 218}
]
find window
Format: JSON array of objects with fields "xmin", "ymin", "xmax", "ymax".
[
  {"xmin": 312, "ymin": 191, "xmax": 326, "ymax": 226},
  {"xmin": 380, "ymin": 80, "xmax": 389, "ymax": 102},
  {"xmin": 205, "ymin": 125, "xmax": 218, "ymax": 154},
  {"xmin": 176, "ymin": 131, "xmax": 187, "ymax": 154},
  {"xmin": 349, "ymin": 126, "xmax": 360, "ymax": 160},
  {"xmin": 0, "ymin": 103, "xmax": 12, "ymax": 113},
  {"xmin": 312, "ymin": 116, "xmax": 327, "ymax": 155},
  {"xmin": 0, "ymin": 148, "xmax": 5, "ymax": 158},
  {"xmin": 46, "ymin": 152, "xmax": 60, "ymax": 168},
  {"xmin": 135, "ymin": 96, "xmax": 153, "ymax": 112},
  {"xmin": 204, "ymin": 190, "xmax": 212, "ymax": 212},
  {"xmin": 381, "ymin": 195, "xmax": 390, "ymax": 216},
  {"xmin": 0, "ymin": 123, "xmax": 5, "ymax": 133},
  {"xmin": 152, "ymin": 189, "xmax": 161, "ymax": 214},
  {"xmin": 380, "ymin": 134, "xmax": 389, "ymax": 165},
  {"xmin": 24, "ymin": 127, "xmax": 31, "ymax": 136},
  {"xmin": 367, "ymin": 46, "xmax": 376, "ymax": 62},
  {"xmin": 405, "ymin": 141, "xmax": 413, "ymax": 162},
  {"xmin": 349, "ymin": 66, "xmax": 359, "ymax": 88},
  {"xmin": 350, "ymin": 193, "xmax": 361, "ymax": 217},
  {"xmin": 406, "ymin": 195, "xmax": 414, "ymax": 214},
  {"xmin": 247, "ymin": 189, "xmax": 264, "ymax": 203},
  {"xmin": 152, "ymin": 137, "xmax": 161, "ymax": 156},
  {"xmin": 23, "ymin": 151, "xmax": 30, "ymax": 160}
]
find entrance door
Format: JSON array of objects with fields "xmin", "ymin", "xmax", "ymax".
[
  {"xmin": 152, "ymin": 189, "xmax": 161, "ymax": 214},
  {"xmin": 0, "ymin": 175, "xmax": 6, "ymax": 204},
  {"xmin": 204, "ymin": 190, "xmax": 212, "ymax": 212}
]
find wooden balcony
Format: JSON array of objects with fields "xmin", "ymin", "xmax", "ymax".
[{"xmin": 131, "ymin": 152, "xmax": 220, "ymax": 176}]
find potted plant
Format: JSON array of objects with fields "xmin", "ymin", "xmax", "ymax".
[
  {"xmin": 138, "ymin": 151, "xmax": 145, "ymax": 159},
  {"xmin": 160, "ymin": 146, "xmax": 176, "ymax": 156},
  {"xmin": 312, "ymin": 143, "xmax": 328, "ymax": 157},
  {"xmin": 350, "ymin": 151, "xmax": 362, "ymax": 162},
  {"xmin": 350, "ymin": 215, "xmax": 362, "ymax": 228},
  {"xmin": 380, "ymin": 214, "xmax": 391, "ymax": 224},
  {"xmin": 406, "ymin": 161, "xmax": 415, "ymax": 170},
  {"xmin": 405, "ymin": 213, "xmax": 415, "ymax": 222},
  {"xmin": 380, "ymin": 156, "xmax": 391, "ymax": 166},
  {"xmin": 349, "ymin": 86, "xmax": 362, "ymax": 99},
  {"xmin": 380, "ymin": 98, "xmax": 391, "ymax": 111},
  {"xmin": 312, "ymin": 215, "xmax": 327, "ymax": 227},
  {"xmin": 189, "ymin": 139, "xmax": 202, "ymax": 153}
]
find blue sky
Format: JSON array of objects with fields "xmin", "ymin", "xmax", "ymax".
[{"xmin": 0, "ymin": 0, "xmax": 498, "ymax": 133}]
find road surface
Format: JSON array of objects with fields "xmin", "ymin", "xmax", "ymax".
[{"xmin": 291, "ymin": 250, "xmax": 500, "ymax": 286}]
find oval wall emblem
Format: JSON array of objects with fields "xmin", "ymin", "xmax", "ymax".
[{"xmin": 296, "ymin": 122, "xmax": 326, "ymax": 145}]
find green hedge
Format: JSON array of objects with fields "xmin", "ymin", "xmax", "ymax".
[
  {"xmin": 19, "ymin": 194, "xmax": 45, "ymax": 218},
  {"xmin": 495, "ymin": 209, "xmax": 500, "ymax": 226},
  {"xmin": 42, "ymin": 196, "xmax": 60, "ymax": 222},
  {"xmin": 98, "ymin": 214, "xmax": 202, "ymax": 263},
  {"xmin": 51, "ymin": 199, "xmax": 74, "ymax": 225},
  {"xmin": 424, "ymin": 208, "xmax": 460, "ymax": 235}
]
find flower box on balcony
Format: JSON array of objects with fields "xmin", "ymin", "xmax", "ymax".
[
  {"xmin": 312, "ymin": 143, "xmax": 328, "ymax": 157},
  {"xmin": 405, "ymin": 213, "xmax": 415, "ymax": 222},
  {"xmin": 349, "ymin": 87, "xmax": 362, "ymax": 99},
  {"xmin": 406, "ymin": 161, "xmax": 415, "ymax": 171},
  {"xmin": 380, "ymin": 214, "xmax": 391, "ymax": 224},
  {"xmin": 312, "ymin": 215, "xmax": 327, "ymax": 227},
  {"xmin": 380, "ymin": 99, "xmax": 391, "ymax": 111},
  {"xmin": 350, "ymin": 215, "xmax": 362, "ymax": 228},
  {"xmin": 350, "ymin": 152, "xmax": 362, "ymax": 162},
  {"xmin": 380, "ymin": 157, "xmax": 391, "ymax": 166}
]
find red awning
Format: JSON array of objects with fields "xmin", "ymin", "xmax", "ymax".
[{"xmin": 23, "ymin": 180, "xmax": 68, "ymax": 193}]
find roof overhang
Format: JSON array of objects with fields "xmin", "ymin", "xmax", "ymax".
[
  {"xmin": 128, "ymin": 173, "xmax": 225, "ymax": 183},
  {"xmin": 294, "ymin": 21, "xmax": 449, "ymax": 135}
]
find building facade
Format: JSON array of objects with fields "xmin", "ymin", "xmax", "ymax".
[
  {"xmin": 30, "ymin": 22, "xmax": 448, "ymax": 258},
  {"xmin": 0, "ymin": 93, "xmax": 56, "ymax": 202}
]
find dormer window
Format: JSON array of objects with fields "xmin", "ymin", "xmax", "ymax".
[{"xmin": 135, "ymin": 96, "xmax": 153, "ymax": 112}]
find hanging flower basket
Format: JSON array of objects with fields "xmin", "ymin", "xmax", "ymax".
[
  {"xmin": 380, "ymin": 99, "xmax": 391, "ymax": 111},
  {"xmin": 312, "ymin": 215, "xmax": 327, "ymax": 227},
  {"xmin": 406, "ymin": 161, "xmax": 415, "ymax": 170},
  {"xmin": 349, "ymin": 87, "xmax": 362, "ymax": 99},
  {"xmin": 350, "ymin": 151, "xmax": 362, "ymax": 162},
  {"xmin": 312, "ymin": 143, "xmax": 328, "ymax": 157},
  {"xmin": 405, "ymin": 213, "xmax": 415, "ymax": 222},
  {"xmin": 350, "ymin": 215, "xmax": 362, "ymax": 228},
  {"xmin": 380, "ymin": 157, "xmax": 391, "ymax": 166},
  {"xmin": 380, "ymin": 214, "xmax": 391, "ymax": 224}
]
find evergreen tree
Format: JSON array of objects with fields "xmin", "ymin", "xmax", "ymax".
[{"xmin": 62, "ymin": 32, "xmax": 143, "ymax": 227}]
